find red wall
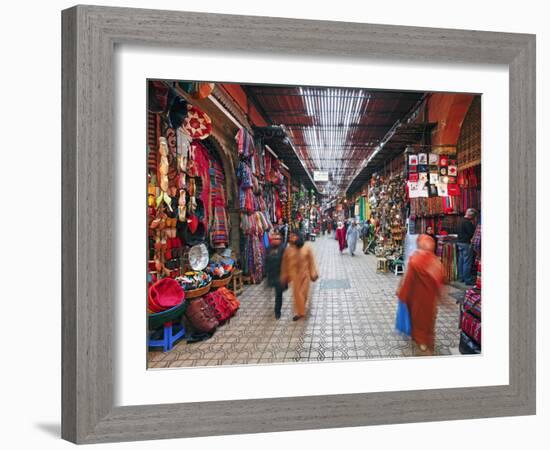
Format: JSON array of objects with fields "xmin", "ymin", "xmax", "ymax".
[
  {"xmin": 221, "ymin": 84, "xmax": 268, "ymax": 127},
  {"xmin": 426, "ymin": 93, "xmax": 475, "ymax": 146}
]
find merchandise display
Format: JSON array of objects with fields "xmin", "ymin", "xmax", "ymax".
[
  {"xmin": 209, "ymin": 160, "xmax": 230, "ymax": 248},
  {"xmin": 459, "ymin": 288, "xmax": 481, "ymax": 354},
  {"xmin": 235, "ymin": 129, "xmax": 292, "ymax": 281},
  {"xmin": 206, "ymin": 256, "xmax": 235, "ymax": 279},
  {"xmin": 236, "ymin": 129, "xmax": 269, "ymax": 282},
  {"xmin": 175, "ymin": 271, "xmax": 212, "ymax": 291},
  {"xmin": 436, "ymin": 235, "xmax": 458, "ymax": 282},
  {"xmin": 147, "ymin": 84, "xmax": 234, "ymax": 286},
  {"xmin": 403, "ymin": 149, "xmax": 481, "ymax": 284},
  {"xmin": 367, "ymin": 174, "xmax": 407, "ymax": 258},
  {"xmin": 188, "ymin": 243, "xmax": 209, "ymax": 271},
  {"xmin": 148, "ymin": 278, "xmax": 185, "ymax": 313}
]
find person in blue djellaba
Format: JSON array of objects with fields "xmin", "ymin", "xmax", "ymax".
[
  {"xmin": 346, "ymin": 220, "xmax": 360, "ymax": 256},
  {"xmin": 265, "ymin": 231, "xmax": 286, "ymax": 319}
]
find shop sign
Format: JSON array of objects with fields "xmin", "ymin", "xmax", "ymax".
[{"xmin": 313, "ymin": 170, "xmax": 329, "ymax": 182}]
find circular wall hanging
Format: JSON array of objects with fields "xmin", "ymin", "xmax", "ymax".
[{"xmin": 183, "ymin": 105, "xmax": 212, "ymax": 140}]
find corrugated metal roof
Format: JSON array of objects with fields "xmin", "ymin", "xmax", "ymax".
[{"xmin": 245, "ymin": 85, "xmax": 424, "ymax": 197}]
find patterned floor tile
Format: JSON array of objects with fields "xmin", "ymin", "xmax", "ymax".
[{"xmin": 148, "ymin": 234, "xmax": 464, "ymax": 368}]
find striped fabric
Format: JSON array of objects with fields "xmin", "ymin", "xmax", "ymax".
[{"xmin": 209, "ymin": 161, "xmax": 229, "ymax": 247}]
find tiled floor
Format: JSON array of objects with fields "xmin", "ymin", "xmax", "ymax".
[{"xmin": 148, "ymin": 233, "xmax": 463, "ymax": 369}]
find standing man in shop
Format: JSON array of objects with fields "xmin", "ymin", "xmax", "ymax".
[
  {"xmin": 277, "ymin": 217, "xmax": 289, "ymax": 245},
  {"xmin": 426, "ymin": 225, "xmax": 437, "ymax": 254},
  {"xmin": 456, "ymin": 208, "xmax": 478, "ymax": 286}
]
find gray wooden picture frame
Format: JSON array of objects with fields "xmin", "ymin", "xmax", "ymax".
[{"xmin": 61, "ymin": 5, "xmax": 536, "ymax": 444}]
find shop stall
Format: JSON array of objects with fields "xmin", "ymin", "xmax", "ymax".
[
  {"xmin": 146, "ymin": 81, "xmax": 242, "ymax": 347},
  {"xmin": 236, "ymin": 128, "xmax": 271, "ymax": 283},
  {"xmin": 367, "ymin": 173, "xmax": 407, "ymax": 261},
  {"xmin": 405, "ymin": 145, "xmax": 482, "ymax": 283}
]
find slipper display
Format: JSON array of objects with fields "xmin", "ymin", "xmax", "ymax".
[
  {"xmin": 187, "ymin": 214, "xmax": 199, "ymax": 234},
  {"xmin": 176, "ymin": 271, "xmax": 212, "ymax": 291},
  {"xmin": 182, "ymin": 221, "xmax": 207, "ymax": 246},
  {"xmin": 176, "ymin": 127, "xmax": 192, "ymax": 172},
  {"xmin": 157, "ymin": 137, "xmax": 170, "ymax": 193},
  {"xmin": 165, "ymin": 127, "xmax": 177, "ymax": 155},
  {"xmin": 178, "ymin": 189, "xmax": 187, "ymax": 222},
  {"xmin": 206, "ymin": 256, "xmax": 235, "ymax": 279}
]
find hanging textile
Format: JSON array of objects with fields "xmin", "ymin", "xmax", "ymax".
[
  {"xmin": 358, "ymin": 196, "xmax": 369, "ymax": 221},
  {"xmin": 209, "ymin": 160, "xmax": 229, "ymax": 247},
  {"xmin": 436, "ymin": 236, "xmax": 458, "ymax": 282},
  {"xmin": 457, "ymin": 166, "xmax": 481, "ymax": 212},
  {"xmin": 189, "ymin": 140, "xmax": 211, "ymax": 229},
  {"xmin": 236, "ymin": 128, "xmax": 256, "ymax": 159},
  {"xmin": 235, "ymin": 128, "xmax": 274, "ymax": 281}
]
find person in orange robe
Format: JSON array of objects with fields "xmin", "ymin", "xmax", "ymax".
[
  {"xmin": 280, "ymin": 231, "xmax": 319, "ymax": 321},
  {"xmin": 397, "ymin": 234, "xmax": 445, "ymax": 354}
]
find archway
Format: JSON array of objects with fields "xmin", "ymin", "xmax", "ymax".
[{"xmin": 204, "ymin": 133, "xmax": 241, "ymax": 257}]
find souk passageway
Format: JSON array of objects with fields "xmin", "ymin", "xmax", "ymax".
[{"xmin": 146, "ymin": 81, "xmax": 482, "ymax": 368}]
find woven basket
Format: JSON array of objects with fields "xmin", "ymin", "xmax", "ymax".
[
  {"xmin": 184, "ymin": 281, "xmax": 212, "ymax": 299},
  {"xmin": 211, "ymin": 273, "xmax": 233, "ymax": 288}
]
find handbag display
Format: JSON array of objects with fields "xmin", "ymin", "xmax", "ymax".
[
  {"xmin": 184, "ymin": 297, "xmax": 219, "ymax": 333},
  {"xmin": 203, "ymin": 291, "xmax": 234, "ymax": 325},
  {"xmin": 216, "ymin": 287, "xmax": 240, "ymax": 314}
]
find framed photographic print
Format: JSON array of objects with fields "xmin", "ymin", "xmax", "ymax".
[{"xmin": 62, "ymin": 4, "xmax": 535, "ymax": 444}]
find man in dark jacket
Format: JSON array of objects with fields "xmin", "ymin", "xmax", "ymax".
[
  {"xmin": 361, "ymin": 220, "xmax": 371, "ymax": 254},
  {"xmin": 266, "ymin": 231, "xmax": 286, "ymax": 319},
  {"xmin": 276, "ymin": 217, "xmax": 288, "ymax": 245},
  {"xmin": 456, "ymin": 208, "xmax": 478, "ymax": 286}
]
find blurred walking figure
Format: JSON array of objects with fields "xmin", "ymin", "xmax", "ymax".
[
  {"xmin": 346, "ymin": 221, "xmax": 360, "ymax": 256},
  {"xmin": 266, "ymin": 231, "xmax": 286, "ymax": 320},
  {"xmin": 397, "ymin": 234, "xmax": 444, "ymax": 355},
  {"xmin": 280, "ymin": 231, "xmax": 319, "ymax": 321},
  {"xmin": 335, "ymin": 222, "xmax": 347, "ymax": 253},
  {"xmin": 360, "ymin": 220, "xmax": 371, "ymax": 254}
]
